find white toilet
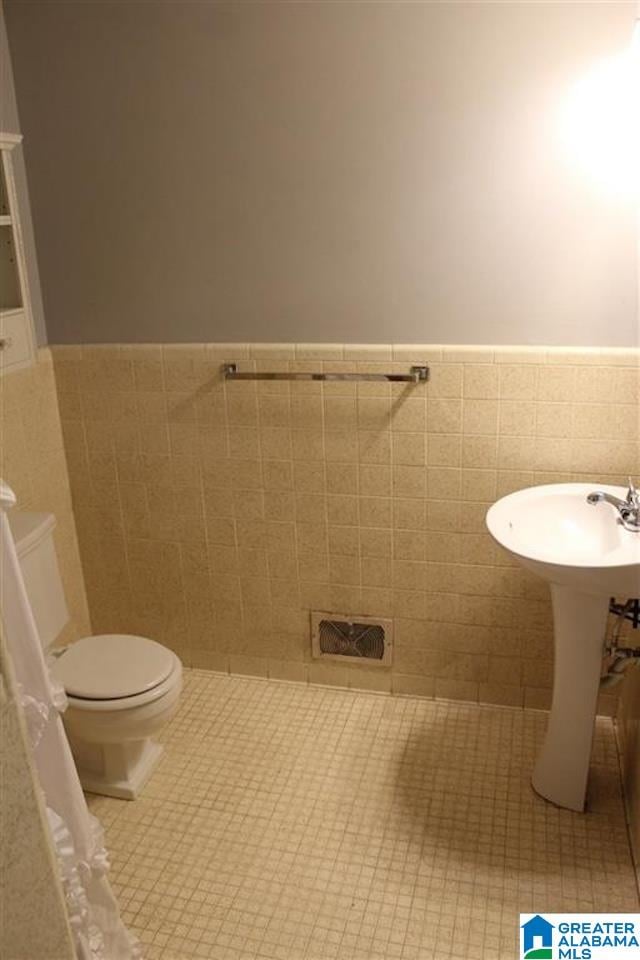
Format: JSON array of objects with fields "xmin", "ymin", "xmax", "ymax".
[{"xmin": 10, "ymin": 510, "xmax": 182, "ymax": 800}]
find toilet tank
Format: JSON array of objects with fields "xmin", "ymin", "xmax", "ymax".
[{"xmin": 7, "ymin": 511, "xmax": 69, "ymax": 650}]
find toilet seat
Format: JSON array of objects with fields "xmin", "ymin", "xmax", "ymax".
[
  {"xmin": 53, "ymin": 634, "xmax": 176, "ymax": 702},
  {"xmin": 64, "ymin": 657, "xmax": 182, "ymax": 713}
]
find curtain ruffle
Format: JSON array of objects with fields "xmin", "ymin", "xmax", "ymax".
[
  {"xmin": 17, "ymin": 686, "xmax": 51, "ymax": 749},
  {"xmin": 46, "ymin": 808, "xmax": 142, "ymax": 960},
  {"xmin": 47, "ymin": 807, "xmax": 106, "ymax": 955}
]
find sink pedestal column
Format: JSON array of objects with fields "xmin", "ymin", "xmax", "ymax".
[{"xmin": 531, "ymin": 584, "xmax": 609, "ymax": 812}]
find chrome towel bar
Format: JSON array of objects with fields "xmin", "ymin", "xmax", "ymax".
[{"xmin": 222, "ymin": 363, "xmax": 429, "ymax": 383}]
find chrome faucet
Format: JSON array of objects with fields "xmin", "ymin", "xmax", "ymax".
[{"xmin": 587, "ymin": 478, "xmax": 640, "ymax": 532}]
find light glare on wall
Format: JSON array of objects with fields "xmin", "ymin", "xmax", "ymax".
[{"xmin": 558, "ymin": 23, "xmax": 640, "ymax": 200}]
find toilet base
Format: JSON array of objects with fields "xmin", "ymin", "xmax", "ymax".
[{"xmin": 74, "ymin": 738, "xmax": 164, "ymax": 800}]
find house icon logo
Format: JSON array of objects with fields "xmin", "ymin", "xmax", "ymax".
[{"xmin": 521, "ymin": 915, "xmax": 555, "ymax": 959}]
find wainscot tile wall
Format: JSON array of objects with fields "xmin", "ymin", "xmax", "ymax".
[
  {"xmin": 51, "ymin": 343, "xmax": 639, "ymax": 716},
  {"xmin": 0, "ymin": 348, "xmax": 91, "ymax": 647}
]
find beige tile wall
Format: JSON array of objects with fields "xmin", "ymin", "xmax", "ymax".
[
  {"xmin": 0, "ymin": 348, "xmax": 91, "ymax": 646},
  {"xmin": 51, "ymin": 343, "xmax": 639, "ymax": 714}
]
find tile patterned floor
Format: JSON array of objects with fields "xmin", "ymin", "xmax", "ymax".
[{"xmin": 88, "ymin": 671, "xmax": 639, "ymax": 960}]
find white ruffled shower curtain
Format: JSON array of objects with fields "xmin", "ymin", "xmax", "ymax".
[{"xmin": 0, "ymin": 479, "xmax": 140, "ymax": 960}]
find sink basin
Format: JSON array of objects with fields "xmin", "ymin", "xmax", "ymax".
[
  {"xmin": 486, "ymin": 483, "xmax": 640, "ymax": 813},
  {"xmin": 486, "ymin": 483, "xmax": 640, "ymax": 596}
]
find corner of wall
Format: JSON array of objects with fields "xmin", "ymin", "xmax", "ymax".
[{"xmin": 617, "ymin": 669, "xmax": 640, "ymax": 888}]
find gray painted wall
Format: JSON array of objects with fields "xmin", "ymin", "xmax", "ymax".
[
  {"xmin": 0, "ymin": 1, "xmax": 47, "ymax": 345},
  {"xmin": 5, "ymin": 1, "xmax": 638, "ymax": 346}
]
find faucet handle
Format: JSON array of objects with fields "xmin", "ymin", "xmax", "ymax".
[{"xmin": 627, "ymin": 477, "xmax": 639, "ymax": 507}]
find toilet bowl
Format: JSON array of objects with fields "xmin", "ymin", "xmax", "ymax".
[
  {"xmin": 9, "ymin": 510, "xmax": 183, "ymax": 800},
  {"xmin": 53, "ymin": 634, "xmax": 183, "ymax": 799}
]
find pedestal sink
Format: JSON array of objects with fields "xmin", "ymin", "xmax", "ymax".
[{"xmin": 486, "ymin": 483, "xmax": 640, "ymax": 812}]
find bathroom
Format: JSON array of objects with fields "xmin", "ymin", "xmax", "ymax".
[{"xmin": 0, "ymin": 0, "xmax": 638, "ymax": 957}]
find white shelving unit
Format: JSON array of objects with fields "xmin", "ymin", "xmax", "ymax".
[{"xmin": 0, "ymin": 133, "xmax": 36, "ymax": 375}]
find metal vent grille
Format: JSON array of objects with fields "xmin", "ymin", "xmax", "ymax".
[{"xmin": 311, "ymin": 612, "xmax": 393, "ymax": 667}]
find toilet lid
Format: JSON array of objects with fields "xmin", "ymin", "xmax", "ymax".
[{"xmin": 53, "ymin": 634, "xmax": 174, "ymax": 700}]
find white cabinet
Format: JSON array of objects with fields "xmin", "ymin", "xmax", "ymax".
[{"xmin": 0, "ymin": 134, "xmax": 36, "ymax": 375}]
